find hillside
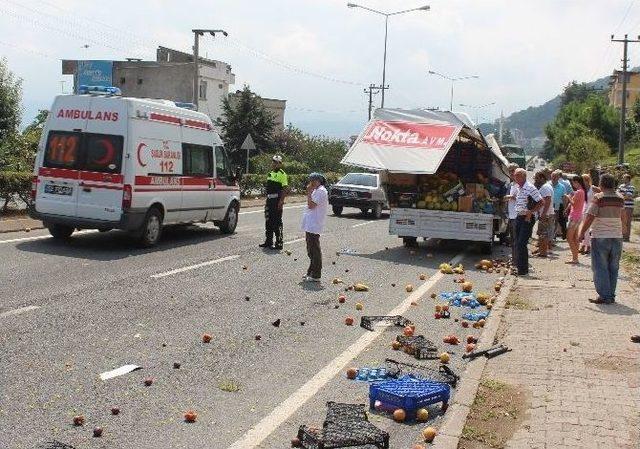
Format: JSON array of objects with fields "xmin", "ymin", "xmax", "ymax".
[{"xmin": 480, "ymin": 71, "xmax": 618, "ymax": 139}]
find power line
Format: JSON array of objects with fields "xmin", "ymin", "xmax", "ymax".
[{"xmin": 613, "ymin": 0, "xmax": 636, "ymax": 33}]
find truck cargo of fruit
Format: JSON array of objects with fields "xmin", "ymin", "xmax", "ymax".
[{"xmin": 341, "ymin": 109, "xmax": 510, "ymax": 253}]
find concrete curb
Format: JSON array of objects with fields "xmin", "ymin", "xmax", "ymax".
[
  {"xmin": 432, "ymin": 274, "xmax": 516, "ymax": 449},
  {"xmin": 0, "ymin": 196, "xmax": 309, "ymax": 234}
]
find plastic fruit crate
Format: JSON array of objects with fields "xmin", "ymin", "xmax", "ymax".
[
  {"xmin": 369, "ymin": 375, "xmax": 450, "ymax": 420},
  {"xmin": 297, "ymin": 421, "xmax": 389, "ymax": 449}
]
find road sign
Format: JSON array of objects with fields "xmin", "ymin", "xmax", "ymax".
[{"xmin": 241, "ymin": 134, "xmax": 256, "ymax": 174}]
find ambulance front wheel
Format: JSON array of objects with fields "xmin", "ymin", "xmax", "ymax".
[
  {"xmin": 48, "ymin": 224, "xmax": 74, "ymax": 240},
  {"xmin": 219, "ymin": 202, "xmax": 239, "ymax": 234},
  {"xmin": 138, "ymin": 207, "xmax": 163, "ymax": 247}
]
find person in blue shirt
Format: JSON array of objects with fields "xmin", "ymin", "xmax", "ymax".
[{"xmin": 551, "ymin": 170, "xmax": 567, "ymax": 240}]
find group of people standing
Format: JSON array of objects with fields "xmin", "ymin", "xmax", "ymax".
[{"xmin": 506, "ymin": 164, "xmax": 636, "ymax": 304}]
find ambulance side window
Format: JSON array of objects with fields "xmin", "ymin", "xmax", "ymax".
[
  {"xmin": 214, "ymin": 146, "xmax": 231, "ymax": 181},
  {"xmin": 183, "ymin": 143, "xmax": 213, "ymax": 177}
]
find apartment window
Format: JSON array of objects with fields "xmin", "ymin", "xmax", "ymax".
[
  {"xmin": 199, "ymin": 80, "xmax": 207, "ymax": 100},
  {"xmin": 137, "ymin": 78, "xmax": 143, "ymax": 85},
  {"xmin": 120, "ymin": 77, "xmax": 126, "ymax": 84},
  {"xmin": 218, "ymin": 83, "xmax": 223, "ymax": 89}
]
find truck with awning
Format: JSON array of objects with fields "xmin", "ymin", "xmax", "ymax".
[{"xmin": 341, "ymin": 108, "xmax": 510, "ymax": 253}]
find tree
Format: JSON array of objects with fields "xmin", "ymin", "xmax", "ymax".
[
  {"xmin": 501, "ymin": 128, "xmax": 515, "ymax": 145},
  {"xmin": 217, "ymin": 85, "xmax": 275, "ymax": 168},
  {"xmin": 566, "ymin": 135, "xmax": 610, "ymax": 173},
  {"xmin": 544, "ymin": 93, "xmax": 618, "ymax": 156},
  {"xmin": 0, "ymin": 57, "xmax": 22, "ymax": 142},
  {"xmin": 560, "ymin": 81, "xmax": 594, "ymax": 107}
]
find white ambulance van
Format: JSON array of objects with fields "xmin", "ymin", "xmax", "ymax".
[{"xmin": 30, "ymin": 86, "xmax": 240, "ymax": 246}]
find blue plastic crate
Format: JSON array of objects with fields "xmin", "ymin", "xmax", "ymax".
[{"xmin": 369, "ymin": 375, "xmax": 450, "ymax": 420}]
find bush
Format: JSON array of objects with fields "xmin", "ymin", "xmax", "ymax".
[
  {"xmin": 239, "ymin": 172, "xmax": 343, "ymax": 198},
  {"xmin": 0, "ymin": 171, "xmax": 32, "ymax": 211}
]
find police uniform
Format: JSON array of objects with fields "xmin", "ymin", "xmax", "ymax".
[{"xmin": 261, "ymin": 167, "xmax": 288, "ymax": 249}]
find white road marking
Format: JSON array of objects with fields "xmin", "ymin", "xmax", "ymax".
[
  {"xmin": 284, "ymin": 237, "xmax": 305, "ymax": 245},
  {"xmin": 224, "ymin": 251, "xmax": 466, "ymax": 449},
  {"xmin": 0, "ymin": 305, "xmax": 40, "ymax": 318},
  {"xmin": 0, "ymin": 230, "xmax": 94, "ymax": 244},
  {"xmin": 151, "ymin": 255, "xmax": 240, "ymax": 279},
  {"xmin": 351, "ymin": 220, "xmax": 377, "ymax": 228},
  {"xmin": 239, "ymin": 204, "xmax": 306, "ymax": 215}
]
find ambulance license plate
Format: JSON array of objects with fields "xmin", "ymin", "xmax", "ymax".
[{"xmin": 44, "ymin": 184, "xmax": 73, "ymax": 196}]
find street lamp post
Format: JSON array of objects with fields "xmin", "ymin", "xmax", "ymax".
[
  {"xmin": 348, "ymin": 3, "xmax": 430, "ymax": 108},
  {"xmin": 428, "ymin": 70, "xmax": 479, "ymax": 111},
  {"xmin": 458, "ymin": 102, "xmax": 496, "ymax": 124},
  {"xmin": 192, "ymin": 29, "xmax": 228, "ymax": 109}
]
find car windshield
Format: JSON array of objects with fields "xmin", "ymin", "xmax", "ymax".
[{"xmin": 340, "ymin": 173, "xmax": 377, "ymax": 187}]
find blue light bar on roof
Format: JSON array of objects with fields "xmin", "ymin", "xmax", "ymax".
[{"xmin": 78, "ymin": 85, "xmax": 122, "ymax": 96}]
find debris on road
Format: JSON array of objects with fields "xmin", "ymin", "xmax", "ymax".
[
  {"xmin": 384, "ymin": 359, "xmax": 459, "ymax": 387},
  {"xmin": 202, "ymin": 333, "xmax": 213, "ymax": 343},
  {"xmin": 272, "ymin": 319, "xmax": 281, "ymax": 327},
  {"xmin": 99, "ymin": 364, "xmax": 142, "ymax": 381},
  {"xmin": 405, "ymin": 284, "xmax": 414, "ymax": 292},
  {"xmin": 173, "ymin": 362, "xmax": 181, "ymax": 369},
  {"xmin": 72, "ymin": 415, "xmax": 85, "ymax": 426},
  {"xmin": 183, "ymin": 410, "xmax": 198, "ymax": 423},
  {"xmin": 295, "ymin": 402, "xmax": 389, "ymax": 449},
  {"xmin": 395, "ymin": 335, "xmax": 439, "ymax": 360},
  {"xmin": 353, "ymin": 283, "xmax": 370, "ymax": 292},
  {"xmin": 344, "ymin": 316, "xmax": 354, "ymax": 326},
  {"xmin": 360, "ymin": 315, "xmax": 412, "ymax": 331},
  {"xmin": 143, "ymin": 377, "xmax": 154, "ymax": 386},
  {"xmin": 92, "ymin": 427, "xmax": 103, "ymax": 437},
  {"xmin": 355, "ymin": 302, "xmax": 363, "ymax": 311},
  {"xmin": 422, "ymin": 426, "xmax": 437, "ymax": 442},
  {"xmin": 462, "ymin": 344, "xmax": 511, "ymax": 360},
  {"xmin": 338, "ymin": 294, "xmax": 346, "ymax": 303},
  {"xmin": 332, "ymin": 278, "xmax": 344, "ymax": 284},
  {"xmin": 110, "ymin": 407, "xmax": 120, "ymax": 415},
  {"xmin": 370, "ymin": 375, "xmax": 450, "ymax": 420}
]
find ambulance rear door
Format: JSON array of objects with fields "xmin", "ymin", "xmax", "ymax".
[{"xmin": 75, "ymin": 96, "xmax": 128, "ymax": 222}]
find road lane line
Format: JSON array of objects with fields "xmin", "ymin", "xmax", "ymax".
[
  {"xmin": 225, "ymin": 251, "xmax": 466, "ymax": 449},
  {"xmin": 0, "ymin": 230, "xmax": 94, "ymax": 244},
  {"xmin": 351, "ymin": 220, "xmax": 378, "ymax": 228},
  {"xmin": 284, "ymin": 237, "xmax": 305, "ymax": 245},
  {"xmin": 239, "ymin": 204, "xmax": 305, "ymax": 215},
  {"xmin": 0, "ymin": 305, "xmax": 40, "ymax": 318},
  {"xmin": 151, "ymin": 255, "xmax": 240, "ymax": 279}
]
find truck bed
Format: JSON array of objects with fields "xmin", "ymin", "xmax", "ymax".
[{"xmin": 389, "ymin": 208, "xmax": 494, "ymax": 243}]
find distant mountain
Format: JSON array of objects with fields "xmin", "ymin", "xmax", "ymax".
[{"xmin": 479, "ymin": 71, "xmax": 620, "ymax": 139}]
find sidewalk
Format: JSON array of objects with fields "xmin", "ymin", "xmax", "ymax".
[
  {"xmin": 468, "ymin": 237, "xmax": 640, "ymax": 448},
  {"xmin": 0, "ymin": 195, "xmax": 307, "ymax": 234}
]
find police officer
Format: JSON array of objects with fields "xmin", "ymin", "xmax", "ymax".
[{"xmin": 260, "ymin": 155, "xmax": 288, "ymax": 249}]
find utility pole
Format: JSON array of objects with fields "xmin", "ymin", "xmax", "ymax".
[
  {"xmin": 192, "ymin": 29, "xmax": 228, "ymax": 110},
  {"xmin": 364, "ymin": 84, "xmax": 383, "ymax": 119},
  {"xmin": 499, "ymin": 110, "xmax": 504, "ymax": 144},
  {"xmin": 611, "ymin": 34, "xmax": 640, "ymax": 164}
]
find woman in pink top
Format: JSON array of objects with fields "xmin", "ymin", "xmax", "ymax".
[{"xmin": 564, "ymin": 175, "xmax": 588, "ymax": 264}]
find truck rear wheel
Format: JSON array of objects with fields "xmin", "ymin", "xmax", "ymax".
[
  {"xmin": 48, "ymin": 224, "xmax": 74, "ymax": 240},
  {"xmin": 481, "ymin": 240, "xmax": 493, "ymax": 254},
  {"xmin": 332, "ymin": 205, "xmax": 343, "ymax": 216},
  {"xmin": 137, "ymin": 207, "xmax": 163, "ymax": 247}
]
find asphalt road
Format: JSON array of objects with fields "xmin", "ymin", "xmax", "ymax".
[{"xmin": 0, "ymin": 203, "xmax": 510, "ymax": 449}]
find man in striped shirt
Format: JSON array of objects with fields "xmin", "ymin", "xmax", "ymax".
[
  {"xmin": 580, "ymin": 174, "xmax": 624, "ymax": 304},
  {"xmin": 513, "ymin": 168, "xmax": 543, "ymax": 275},
  {"xmin": 617, "ymin": 174, "xmax": 636, "ymax": 242}
]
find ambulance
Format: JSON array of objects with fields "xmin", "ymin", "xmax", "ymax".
[{"xmin": 30, "ymin": 86, "xmax": 241, "ymax": 246}]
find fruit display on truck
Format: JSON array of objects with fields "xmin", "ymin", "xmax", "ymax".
[{"xmin": 341, "ymin": 108, "xmax": 510, "ymax": 253}]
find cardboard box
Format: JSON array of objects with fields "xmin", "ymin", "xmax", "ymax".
[{"xmin": 458, "ymin": 195, "xmax": 473, "ymax": 213}]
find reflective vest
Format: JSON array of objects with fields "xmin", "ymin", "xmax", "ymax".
[{"xmin": 266, "ymin": 169, "xmax": 288, "ymax": 195}]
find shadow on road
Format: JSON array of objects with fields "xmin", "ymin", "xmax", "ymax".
[
  {"xmin": 14, "ymin": 225, "xmax": 233, "ymax": 261},
  {"xmin": 588, "ymin": 302, "xmax": 639, "ymax": 316}
]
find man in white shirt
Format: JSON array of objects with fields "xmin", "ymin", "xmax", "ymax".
[
  {"xmin": 301, "ymin": 173, "xmax": 329, "ymax": 282},
  {"xmin": 502, "ymin": 163, "xmax": 519, "ymax": 262},
  {"xmin": 534, "ymin": 171, "xmax": 554, "ymax": 258},
  {"xmin": 513, "ymin": 168, "xmax": 543, "ymax": 275}
]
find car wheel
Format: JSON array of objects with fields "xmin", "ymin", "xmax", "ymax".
[
  {"xmin": 332, "ymin": 205, "xmax": 343, "ymax": 216},
  {"xmin": 138, "ymin": 207, "xmax": 163, "ymax": 247},
  {"xmin": 373, "ymin": 203, "xmax": 383, "ymax": 219},
  {"xmin": 48, "ymin": 224, "xmax": 74, "ymax": 240},
  {"xmin": 402, "ymin": 236, "xmax": 418, "ymax": 247},
  {"xmin": 219, "ymin": 202, "xmax": 239, "ymax": 234}
]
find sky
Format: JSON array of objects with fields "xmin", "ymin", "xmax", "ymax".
[{"xmin": 0, "ymin": 0, "xmax": 638, "ymax": 138}]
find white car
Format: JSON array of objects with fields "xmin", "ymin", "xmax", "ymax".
[
  {"xmin": 329, "ymin": 172, "xmax": 388, "ymax": 219},
  {"xmin": 30, "ymin": 87, "xmax": 240, "ymax": 246}
]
